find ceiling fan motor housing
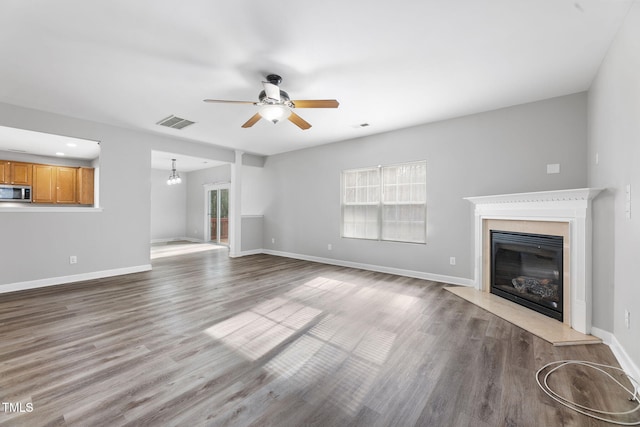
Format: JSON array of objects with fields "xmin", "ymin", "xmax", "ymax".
[
  {"xmin": 259, "ymin": 89, "xmax": 291, "ymax": 105},
  {"xmin": 265, "ymin": 74, "xmax": 283, "ymax": 85}
]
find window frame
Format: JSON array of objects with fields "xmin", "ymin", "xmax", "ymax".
[{"xmin": 340, "ymin": 160, "xmax": 427, "ymax": 244}]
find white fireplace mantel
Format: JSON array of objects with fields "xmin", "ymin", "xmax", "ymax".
[{"xmin": 464, "ymin": 188, "xmax": 603, "ymax": 334}]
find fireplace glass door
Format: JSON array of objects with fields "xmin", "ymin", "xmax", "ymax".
[{"xmin": 490, "ymin": 230, "xmax": 563, "ymax": 321}]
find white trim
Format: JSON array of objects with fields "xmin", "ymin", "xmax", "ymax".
[
  {"xmin": 0, "ymin": 264, "xmax": 152, "ymax": 294},
  {"xmin": 230, "ymin": 150, "xmax": 244, "ymax": 257},
  {"xmin": 151, "ymin": 237, "xmax": 203, "ymax": 244},
  {"xmin": 232, "ymin": 249, "xmax": 264, "ymax": 258},
  {"xmin": 262, "ymin": 249, "xmax": 474, "ymax": 286},
  {"xmin": 590, "ymin": 326, "xmax": 613, "ymax": 345},
  {"xmin": 0, "ymin": 206, "xmax": 103, "ymax": 213},
  {"xmin": 464, "ymin": 187, "xmax": 604, "ymax": 205},
  {"xmin": 591, "ymin": 327, "xmax": 640, "ymax": 383}
]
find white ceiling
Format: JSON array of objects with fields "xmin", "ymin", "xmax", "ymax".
[
  {"xmin": 0, "ymin": 0, "xmax": 634, "ymax": 157},
  {"xmin": 0, "ymin": 125, "xmax": 100, "ymax": 160},
  {"xmin": 151, "ymin": 151, "xmax": 225, "ymax": 172}
]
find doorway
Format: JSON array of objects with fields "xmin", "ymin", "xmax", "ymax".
[{"xmin": 207, "ymin": 185, "xmax": 229, "ymax": 245}]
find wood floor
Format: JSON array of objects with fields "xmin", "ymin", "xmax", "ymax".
[{"xmin": 1, "ymin": 249, "xmax": 637, "ymax": 426}]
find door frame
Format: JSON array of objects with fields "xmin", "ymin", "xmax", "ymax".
[{"xmin": 203, "ymin": 183, "xmax": 231, "ymax": 246}]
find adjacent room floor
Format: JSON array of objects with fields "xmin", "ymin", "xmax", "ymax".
[
  {"xmin": 150, "ymin": 240, "xmax": 227, "ymax": 259},
  {"xmin": 0, "ymin": 248, "xmax": 636, "ymax": 426}
]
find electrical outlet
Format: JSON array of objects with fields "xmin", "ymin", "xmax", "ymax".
[
  {"xmin": 328, "ymin": 243, "xmax": 332, "ymax": 250},
  {"xmin": 449, "ymin": 257, "xmax": 456, "ymax": 265},
  {"xmin": 69, "ymin": 256, "xmax": 77, "ymax": 264},
  {"xmin": 271, "ymin": 237, "xmax": 275, "ymax": 244},
  {"xmin": 546, "ymin": 163, "xmax": 560, "ymax": 174},
  {"xmin": 625, "ymin": 310, "xmax": 631, "ymax": 329}
]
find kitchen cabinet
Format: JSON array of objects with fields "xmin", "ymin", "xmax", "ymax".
[
  {"xmin": 56, "ymin": 166, "xmax": 77, "ymax": 204},
  {"xmin": 32, "ymin": 164, "xmax": 94, "ymax": 205},
  {"xmin": 0, "ymin": 161, "xmax": 32, "ymax": 185},
  {"xmin": 11, "ymin": 162, "xmax": 32, "ymax": 185},
  {"xmin": 77, "ymin": 167, "xmax": 94, "ymax": 205},
  {"xmin": 0, "ymin": 161, "xmax": 7, "ymax": 184},
  {"xmin": 4, "ymin": 159, "xmax": 94, "ymax": 205},
  {"xmin": 33, "ymin": 164, "xmax": 56, "ymax": 203}
]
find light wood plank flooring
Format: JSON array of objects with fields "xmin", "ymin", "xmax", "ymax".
[{"xmin": 1, "ymin": 249, "xmax": 637, "ymax": 426}]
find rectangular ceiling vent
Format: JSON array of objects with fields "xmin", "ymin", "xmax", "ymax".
[{"xmin": 156, "ymin": 115, "xmax": 196, "ymax": 130}]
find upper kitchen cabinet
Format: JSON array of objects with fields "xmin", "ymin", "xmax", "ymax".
[
  {"xmin": 0, "ymin": 161, "xmax": 7, "ymax": 184},
  {"xmin": 31, "ymin": 164, "xmax": 94, "ymax": 205},
  {"xmin": 77, "ymin": 167, "xmax": 94, "ymax": 205},
  {"xmin": 0, "ymin": 161, "xmax": 32, "ymax": 185},
  {"xmin": 55, "ymin": 166, "xmax": 77, "ymax": 204},
  {"xmin": 32, "ymin": 164, "xmax": 57, "ymax": 203}
]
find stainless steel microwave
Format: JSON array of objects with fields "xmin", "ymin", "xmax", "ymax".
[{"xmin": 0, "ymin": 184, "xmax": 32, "ymax": 202}]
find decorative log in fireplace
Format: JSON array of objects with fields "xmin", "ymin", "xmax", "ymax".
[{"xmin": 490, "ymin": 230, "xmax": 563, "ymax": 321}]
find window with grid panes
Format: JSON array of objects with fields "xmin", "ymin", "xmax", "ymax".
[{"xmin": 341, "ymin": 161, "xmax": 426, "ymax": 243}]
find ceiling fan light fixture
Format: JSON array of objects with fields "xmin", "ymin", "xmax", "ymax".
[
  {"xmin": 204, "ymin": 75, "xmax": 338, "ymax": 129},
  {"xmin": 259, "ymin": 104, "xmax": 291, "ymax": 124}
]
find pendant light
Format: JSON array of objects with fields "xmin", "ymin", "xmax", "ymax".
[{"xmin": 167, "ymin": 158, "xmax": 182, "ymax": 185}]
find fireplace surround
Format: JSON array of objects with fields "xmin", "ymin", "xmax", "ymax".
[{"xmin": 465, "ymin": 188, "xmax": 602, "ymax": 334}]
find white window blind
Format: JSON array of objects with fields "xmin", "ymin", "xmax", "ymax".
[
  {"xmin": 341, "ymin": 161, "xmax": 426, "ymax": 243},
  {"xmin": 342, "ymin": 167, "xmax": 380, "ymax": 240}
]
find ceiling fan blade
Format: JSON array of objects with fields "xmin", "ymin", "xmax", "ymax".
[
  {"xmin": 204, "ymin": 99, "xmax": 256, "ymax": 104},
  {"xmin": 291, "ymin": 99, "xmax": 339, "ymax": 108},
  {"xmin": 262, "ymin": 82, "xmax": 281, "ymax": 101},
  {"xmin": 288, "ymin": 112, "xmax": 312, "ymax": 130},
  {"xmin": 241, "ymin": 113, "xmax": 262, "ymax": 128}
]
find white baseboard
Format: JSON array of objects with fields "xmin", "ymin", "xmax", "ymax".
[
  {"xmin": 0, "ymin": 264, "xmax": 152, "ymax": 295},
  {"xmin": 151, "ymin": 237, "xmax": 203, "ymax": 244},
  {"xmin": 261, "ymin": 249, "xmax": 474, "ymax": 287},
  {"xmin": 233, "ymin": 249, "xmax": 264, "ymax": 257},
  {"xmin": 590, "ymin": 326, "xmax": 613, "ymax": 345},
  {"xmin": 591, "ymin": 327, "xmax": 640, "ymax": 383}
]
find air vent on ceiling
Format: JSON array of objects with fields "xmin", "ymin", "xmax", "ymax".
[{"xmin": 156, "ymin": 115, "xmax": 196, "ymax": 130}]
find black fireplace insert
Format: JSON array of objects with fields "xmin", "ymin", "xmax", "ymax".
[{"xmin": 490, "ymin": 230, "xmax": 563, "ymax": 321}]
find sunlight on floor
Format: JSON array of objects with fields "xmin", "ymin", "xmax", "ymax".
[
  {"xmin": 150, "ymin": 241, "xmax": 227, "ymax": 259},
  {"xmin": 203, "ymin": 275, "xmax": 402, "ymax": 417}
]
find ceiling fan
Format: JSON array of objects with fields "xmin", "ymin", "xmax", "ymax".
[{"xmin": 203, "ymin": 74, "xmax": 339, "ymax": 130}]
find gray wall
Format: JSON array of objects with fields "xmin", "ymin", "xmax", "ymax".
[
  {"xmin": 0, "ymin": 101, "xmax": 237, "ymax": 288},
  {"xmin": 588, "ymin": 3, "xmax": 640, "ymax": 364},
  {"xmin": 241, "ymin": 216, "xmax": 264, "ymax": 252},
  {"xmin": 262, "ymin": 93, "xmax": 588, "ymax": 280},
  {"xmin": 242, "ymin": 165, "xmax": 268, "ymax": 215},
  {"xmin": 150, "ymin": 168, "xmax": 187, "ymax": 241},
  {"xmin": 185, "ymin": 164, "xmax": 231, "ymax": 241}
]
